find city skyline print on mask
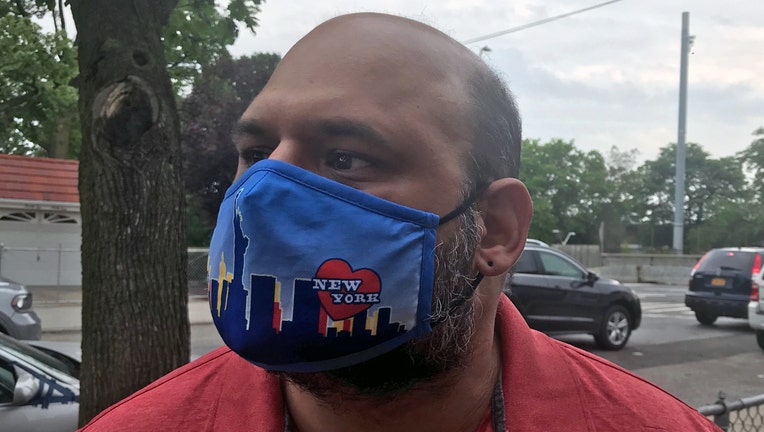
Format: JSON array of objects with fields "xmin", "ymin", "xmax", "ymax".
[{"xmin": 207, "ymin": 160, "xmax": 439, "ymax": 372}]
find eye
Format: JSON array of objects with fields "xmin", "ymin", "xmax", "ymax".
[
  {"xmin": 325, "ymin": 150, "xmax": 372, "ymax": 171},
  {"xmin": 240, "ymin": 148, "xmax": 271, "ymax": 167}
]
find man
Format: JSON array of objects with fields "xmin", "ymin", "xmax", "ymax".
[{"xmin": 80, "ymin": 13, "xmax": 720, "ymax": 432}]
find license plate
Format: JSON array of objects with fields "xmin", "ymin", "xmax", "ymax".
[{"xmin": 711, "ymin": 278, "xmax": 726, "ymax": 287}]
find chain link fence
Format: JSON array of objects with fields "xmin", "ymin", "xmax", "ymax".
[
  {"xmin": 188, "ymin": 248, "xmax": 210, "ymax": 297},
  {"xmin": 699, "ymin": 392, "xmax": 764, "ymax": 431}
]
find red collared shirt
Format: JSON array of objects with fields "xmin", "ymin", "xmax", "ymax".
[{"xmin": 80, "ymin": 296, "xmax": 721, "ymax": 431}]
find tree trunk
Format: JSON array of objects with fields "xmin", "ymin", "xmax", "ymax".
[
  {"xmin": 70, "ymin": 0, "xmax": 189, "ymax": 426},
  {"xmin": 46, "ymin": 114, "xmax": 72, "ymax": 158}
]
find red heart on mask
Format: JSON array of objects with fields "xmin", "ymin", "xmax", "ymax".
[{"xmin": 315, "ymin": 259, "xmax": 381, "ymax": 321}]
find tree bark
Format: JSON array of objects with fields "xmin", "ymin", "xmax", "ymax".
[
  {"xmin": 70, "ymin": 0, "xmax": 189, "ymax": 426},
  {"xmin": 47, "ymin": 114, "xmax": 72, "ymax": 158}
]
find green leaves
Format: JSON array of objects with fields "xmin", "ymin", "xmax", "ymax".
[
  {"xmin": 180, "ymin": 52, "xmax": 280, "ymax": 246},
  {"xmin": 519, "ymin": 135, "xmax": 764, "ymax": 252},
  {"xmin": 0, "ymin": 14, "xmax": 79, "ymax": 157},
  {"xmin": 0, "ymin": 0, "xmax": 265, "ymax": 157},
  {"xmin": 521, "ymin": 138, "xmax": 611, "ymax": 245},
  {"xmin": 162, "ymin": 0, "xmax": 263, "ymax": 92},
  {"xmin": 737, "ymin": 127, "xmax": 764, "ymax": 194}
]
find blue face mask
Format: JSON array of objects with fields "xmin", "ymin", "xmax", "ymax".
[{"xmin": 207, "ymin": 159, "xmax": 481, "ymax": 373}]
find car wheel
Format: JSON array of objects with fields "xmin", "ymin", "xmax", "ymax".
[
  {"xmin": 757, "ymin": 330, "xmax": 764, "ymax": 350},
  {"xmin": 695, "ymin": 311, "xmax": 717, "ymax": 326},
  {"xmin": 594, "ymin": 305, "xmax": 632, "ymax": 350}
]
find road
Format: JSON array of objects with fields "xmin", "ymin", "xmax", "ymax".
[
  {"xmin": 554, "ymin": 283, "xmax": 764, "ymax": 408},
  {"xmin": 42, "ymin": 283, "xmax": 764, "ymax": 409}
]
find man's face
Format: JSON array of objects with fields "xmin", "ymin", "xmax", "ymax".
[
  {"xmin": 233, "ymin": 15, "xmax": 483, "ymax": 397},
  {"xmin": 233, "ymin": 17, "xmax": 476, "ymax": 223}
]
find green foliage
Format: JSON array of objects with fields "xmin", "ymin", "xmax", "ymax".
[
  {"xmin": 0, "ymin": 0, "xmax": 55, "ymax": 19},
  {"xmin": 0, "ymin": 0, "xmax": 264, "ymax": 157},
  {"xmin": 520, "ymin": 138, "xmax": 611, "ymax": 245},
  {"xmin": 520, "ymin": 137, "xmax": 759, "ymax": 253},
  {"xmin": 685, "ymin": 201, "xmax": 764, "ymax": 253},
  {"xmin": 0, "ymin": 14, "xmax": 79, "ymax": 157},
  {"xmin": 163, "ymin": 0, "xmax": 263, "ymax": 92},
  {"xmin": 181, "ymin": 52, "xmax": 281, "ymax": 246},
  {"xmin": 627, "ymin": 143, "xmax": 747, "ymax": 229},
  {"xmin": 737, "ymin": 127, "xmax": 764, "ymax": 196}
]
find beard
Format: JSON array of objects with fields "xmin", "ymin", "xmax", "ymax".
[{"xmin": 274, "ymin": 206, "xmax": 483, "ymax": 402}]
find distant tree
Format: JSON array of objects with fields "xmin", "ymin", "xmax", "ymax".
[
  {"xmin": 0, "ymin": 0, "xmax": 262, "ymax": 158},
  {"xmin": 627, "ymin": 142, "xmax": 748, "ymax": 250},
  {"xmin": 164, "ymin": 0, "xmax": 263, "ymax": 92},
  {"xmin": 605, "ymin": 146, "xmax": 640, "ymax": 180},
  {"xmin": 0, "ymin": 12, "xmax": 79, "ymax": 157},
  {"xmin": 738, "ymin": 127, "xmax": 764, "ymax": 197},
  {"xmin": 686, "ymin": 201, "xmax": 764, "ymax": 252},
  {"xmin": 601, "ymin": 146, "xmax": 640, "ymax": 252},
  {"xmin": 520, "ymin": 138, "xmax": 610, "ymax": 245},
  {"xmin": 181, "ymin": 52, "xmax": 281, "ymax": 246}
]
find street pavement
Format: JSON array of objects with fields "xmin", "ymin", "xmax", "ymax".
[
  {"xmin": 32, "ymin": 287, "xmax": 212, "ymax": 335},
  {"xmin": 30, "ymin": 283, "xmax": 764, "ymax": 410}
]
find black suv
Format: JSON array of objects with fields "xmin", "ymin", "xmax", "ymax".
[
  {"xmin": 685, "ymin": 247, "xmax": 763, "ymax": 325},
  {"xmin": 505, "ymin": 243, "xmax": 641, "ymax": 350}
]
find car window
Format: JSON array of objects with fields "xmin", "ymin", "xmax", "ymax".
[
  {"xmin": 513, "ymin": 250, "xmax": 539, "ymax": 274},
  {"xmin": 0, "ymin": 334, "xmax": 77, "ymax": 384},
  {"xmin": 697, "ymin": 250, "xmax": 757, "ymax": 272},
  {"xmin": 0, "ymin": 358, "xmax": 15, "ymax": 403},
  {"xmin": 539, "ymin": 251, "xmax": 585, "ymax": 278}
]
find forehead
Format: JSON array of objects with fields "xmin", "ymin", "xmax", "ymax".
[{"xmin": 244, "ymin": 15, "xmax": 477, "ymax": 164}]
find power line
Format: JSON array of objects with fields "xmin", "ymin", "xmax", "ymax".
[{"xmin": 461, "ymin": 0, "xmax": 626, "ymax": 45}]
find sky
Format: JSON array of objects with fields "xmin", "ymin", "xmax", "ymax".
[{"xmin": 229, "ymin": 0, "xmax": 764, "ymax": 165}]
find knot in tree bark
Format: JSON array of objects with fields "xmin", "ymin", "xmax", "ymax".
[{"xmin": 92, "ymin": 75, "xmax": 159, "ymax": 157}]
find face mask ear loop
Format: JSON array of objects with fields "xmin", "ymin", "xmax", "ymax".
[
  {"xmin": 430, "ymin": 181, "xmax": 492, "ymax": 326},
  {"xmin": 437, "ymin": 181, "xmax": 490, "ymax": 226}
]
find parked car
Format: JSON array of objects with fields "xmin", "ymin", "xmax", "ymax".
[
  {"xmin": 685, "ymin": 247, "xmax": 764, "ymax": 326},
  {"xmin": 24, "ymin": 340, "xmax": 81, "ymax": 379},
  {"xmin": 0, "ymin": 332, "xmax": 79, "ymax": 432},
  {"xmin": 525, "ymin": 238, "xmax": 550, "ymax": 247},
  {"xmin": 748, "ymin": 268, "xmax": 764, "ymax": 350},
  {"xmin": 0, "ymin": 278, "xmax": 41, "ymax": 340},
  {"xmin": 505, "ymin": 243, "xmax": 641, "ymax": 350}
]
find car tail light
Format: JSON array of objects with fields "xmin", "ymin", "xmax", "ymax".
[
  {"xmin": 11, "ymin": 293, "xmax": 32, "ymax": 312},
  {"xmin": 750, "ymin": 255, "xmax": 762, "ymax": 302},
  {"xmin": 753, "ymin": 254, "xmax": 762, "ymax": 276}
]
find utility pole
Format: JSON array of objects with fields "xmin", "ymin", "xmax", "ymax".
[{"xmin": 673, "ymin": 12, "xmax": 692, "ymax": 254}]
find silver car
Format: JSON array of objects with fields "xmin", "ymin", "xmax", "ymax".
[
  {"xmin": 0, "ymin": 332, "xmax": 79, "ymax": 431},
  {"xmin": 0, "ymin": 279, "xmax": 42, "ymax": 340}
]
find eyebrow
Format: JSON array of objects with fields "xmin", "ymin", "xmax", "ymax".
[
  {"xmin": 233, "ymin": 119, "xmax": 272, "ymax": 147},
  {"xmin": 312, "ymin": 118, "xmax": 388, "ymax": 147},
  {"xmin": 234, "ymin": 117, "xmax": 391, "ymax": 150}
]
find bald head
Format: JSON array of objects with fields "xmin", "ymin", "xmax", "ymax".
[
  {"xmin": 288, "ymin": 13, "xmax": 479, "ymax": 74},
  {"xmin": 280, "ymin": 13, "xmax": 520, "ymax": 182}
]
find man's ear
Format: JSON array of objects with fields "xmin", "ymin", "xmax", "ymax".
[{"xmin": 474, "ymin": 178, "xmax": 533, "ymax": 276}]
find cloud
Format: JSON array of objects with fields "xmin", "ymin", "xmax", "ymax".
[{"xmin": 230, "ymin": 0, "xmax": 764, "ymax": 162}]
